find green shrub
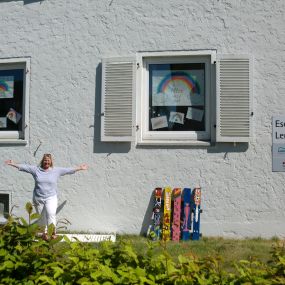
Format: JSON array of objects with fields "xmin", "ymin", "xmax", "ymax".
[{"xmin": 0, "ymin": 203, "xmax": 284, "ymax": 284}]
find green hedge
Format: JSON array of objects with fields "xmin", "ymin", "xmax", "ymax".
[{"xmin": 0, "ymin": 203, "xmax": 284, "ymax": 284}]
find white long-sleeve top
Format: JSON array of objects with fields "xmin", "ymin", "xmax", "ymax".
[{"xmin": 19, "ymin": 164, "xmax": 75, "ymax": 199}]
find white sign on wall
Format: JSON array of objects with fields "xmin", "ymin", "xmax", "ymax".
[{"xmin": 272, "ymin": 116, "xmax": 285, "ymax": 171}]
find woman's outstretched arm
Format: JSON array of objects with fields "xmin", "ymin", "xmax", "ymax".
[{"xmin": 4, "ymin": 160, "xmax": 20, "ymax": 169}]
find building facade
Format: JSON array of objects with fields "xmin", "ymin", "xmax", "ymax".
[{"xmin": 0, "ymin": 0, "xmax": 284, "ymax": 238}]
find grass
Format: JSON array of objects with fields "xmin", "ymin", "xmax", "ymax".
[{"xmin": 116, "ymin": 235, "xmax": 280, "ymax": 271}]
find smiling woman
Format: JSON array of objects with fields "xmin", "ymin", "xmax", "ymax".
[
  {"xmin": 40, "ymin": 153, "xmax": 53, "ymax": 169},
  {"xmin": 4, "ymin": 154, "xmax": 88, "ymax": 240}
]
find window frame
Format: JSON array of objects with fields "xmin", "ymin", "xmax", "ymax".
[
  {"xmin": 0, "ymin": 57, "xmax": 30, "ymax": 145},
  {"xmin": 0, "ymin": 191, "xmax": 11, "ymax": 220},
  {"xmin": 136, "ymin": 50, "xmax": 216, "ymax": 145}
]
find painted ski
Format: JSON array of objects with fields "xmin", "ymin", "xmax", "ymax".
[
  {"xmin": 192, "ymin": 186, "xmax": 202, "ymax": 240},
  {"xmin": 181, "ymin": 188, "xmax": 191, "ymax": 240},
  {"xmin": 148, "ymin": 187, "xmax": 163, "ymax": 240},
  {"xmin": 162, "ymin": 187, "xmax": 172, "ymax": 241},
  {"xmin": 172, "ymin": 188, "xmax": 182, "ymax": 241}
]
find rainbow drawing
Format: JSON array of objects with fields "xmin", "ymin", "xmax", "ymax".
[
  {"xmin": 0, "ymin": 76, "xmax": 14, "ymax": 98},
  {"xmin": 157, "ymin": 71, "xmax": 200, "ymax": 95},
  {"xmin": 0, "ymin": 81, "xmax": 9, "ymax": 92}
]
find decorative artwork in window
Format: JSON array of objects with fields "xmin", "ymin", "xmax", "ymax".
[
  {"xmin": 149, "ymin": 63, "xmax": 205, "ymax": 132},
  {"xmin": 0, "ymin": 76, "xmax": 14, "ymax": 99},
  {"xmin": 186, "ymin": 107, "xmax": 204, "ymax": 122},
  {"xmin": 0, "ymin": 117, "xmax": 7, "ymax": 128},
  {"xmin": 151, "ymin": 115, "xmax": 168, "ymax": 130},
  {"xmin": 152, "ymin": 70, "xmax": 203, "ymax": 106},
  {"xmin": 169, "ymin": 111, "xmax": 185, "ymax": 124},
  {"xmin": 7, "ymin": 108, "xmax": 22, "ymax": 124}
]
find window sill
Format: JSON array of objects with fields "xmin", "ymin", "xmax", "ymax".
[
  {"xmin": 136, "ymin": 140, "xmax": 211, "ymax": 146},
  {"xmin": 0, "ymin": 139, "xmax": 28, "ymax": 145}
]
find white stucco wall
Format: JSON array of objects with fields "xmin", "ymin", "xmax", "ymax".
[{"xmin": 0, "ymin": 0, "xmax": 284, "ymax": 238}]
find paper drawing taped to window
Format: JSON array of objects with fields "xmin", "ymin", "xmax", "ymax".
[
  {"xmin": 6, "ymin": 108, "xmax": 21, "ymax": 124},
  {"xmin": 152, "ymin": 71, "xmax": 204, "ymax": 106},
  {"xmin": 151, "ymin": 116, "xmax": 168, "ymax": 130},
  {"xmin": 169, "ymin": 112, "xmax": 184, "ymax": 124},
  {"xmin": 186, "ymin": 107, "xmax": 204, "ymax": 122},
  {"xmin": 0, "ymin": 117, "xmax": 7, "ymax": 128},
  {"xmin": 0, "ymin": 76, "xmax": 14, "ymax": 99}
]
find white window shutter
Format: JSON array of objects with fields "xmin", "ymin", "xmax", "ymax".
[
  {"xmin": 101, "ymin": 58, "xmax": 135, "ymax": 141},
  {"xmin": 216, "ymin": 55, "xmax": 253, "ymax": 142}
]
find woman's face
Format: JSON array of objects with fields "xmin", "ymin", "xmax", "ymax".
[{"xmin": 42, "ymin": 157, "xmax": 52, "ymax": 169}]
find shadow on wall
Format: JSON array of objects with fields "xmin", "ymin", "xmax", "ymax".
[
  {"xmin": 207, "ymin": 142, "xmax": 249, "ymax": 154},
  {"xmin": 0, "ymin": 0, "xmax": 44, "ymax": 4},
  {"xmin": 56, "ymin": 200, "xmax": 67, "ymax": 215},
  {"xmin": 140, "ymin": 190, "xmax": 155, "ymax": 236},
  {"xmin": 93, "ymin": 63, "xmax": 131, "ymax": 154},
  {"xmin": 136, "ymin": 141, "xmax": 249, "ymax": 154}
]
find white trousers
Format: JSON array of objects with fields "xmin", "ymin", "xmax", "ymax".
[{"xmin": 33, "ymin": 195, "xmax": 58, "ymax": 233}]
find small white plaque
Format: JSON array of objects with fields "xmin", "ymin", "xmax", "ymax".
[{"xmin": 272, "ymin": 116, "xmax": 285, "ymax": 171}]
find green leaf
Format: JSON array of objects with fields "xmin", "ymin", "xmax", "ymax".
[
  {"xmin": 52, "ymin": 266, "xmax": 64, "ymax": 279},
  {"xmin": 167, "ymin": 262, "xmax": 179, "ymax": 275},
  {"xmin": 63, "ymin": 235, "xmax": 71, "ymax": 243},
  {"xmin": 0, "ymin": 249, "xmax": 7, "ymax": 256},
  {"xmin": 15, "ymin": 244, "xmax": 23, "ymax": 253},
  {"xmin": 178, "ymin": 255, "xmax": 188, "ymax": 264},
  {"xmin": 16, "ymin": 226, "xmax": 27, "ymax": 235},
  {"xmin": 47, "ymin": 224, "xmax": 56, "ymax": 236},
  {"xmin": 77, "ymin": 277, "xmax": 90, "ymax": 283},
  {"xmin": 36, "ymin": 275, "xmax": 57, "ymax": 285},
  {"xmin": 30, "ymin": 213, "xmax": 41, "ymax": 221},
  {"xmin": 134, "ymin": 267, "xmax": 146, "ymax": 277},
  {"xmin": 49, "ymin": 235, "xmax": 63, "ymax": 245},
  {"xmin": 4, "ymin": 260, "xmax": 14, "ymax": 269},
  {"xmin": 19, "ymin": 217, "xmax": 28, "ymax": 226}
]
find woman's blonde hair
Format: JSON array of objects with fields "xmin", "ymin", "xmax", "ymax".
[{"xmin": 40, "ymin": 153, "xmax": 53, "ymax": 168}]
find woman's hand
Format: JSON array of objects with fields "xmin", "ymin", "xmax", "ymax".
[
  {"xmin": 79, "ymin": 164, "xmax": 88, "ymax": 170},
  {"xmin": 5, "ymin": 160, "xmax": 14, "ymax": 165},
  {"xmin": 4, "ymin": 160, "xmax": 19, "ymax": 169},
  {"xmin": 76, "ymin": 164, "xmax": 88, "ymax": 171}
]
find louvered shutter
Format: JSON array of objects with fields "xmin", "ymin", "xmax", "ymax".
[
  {"xmin": 101, "ymin": 58, "xmax": 135, "ymax": 141},
  {"xmin": 216, "ymin": 55, "xmax": 253, "ymax": 142}
]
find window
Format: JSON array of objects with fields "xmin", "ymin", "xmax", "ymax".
[
  {"xmin": 138, "ymin": 52, "xmax": 213, "ymax": 144},
  {"xmin": 148, "ymin": 63, "xmax": 206, "ymax": 132},
  {"xmin": 101, "ymin": 51, "xmax": 253, "ymax": 145},
  {"xmin": 0, "ymin": 58, "xmax": 30, "ymax": 144}
]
